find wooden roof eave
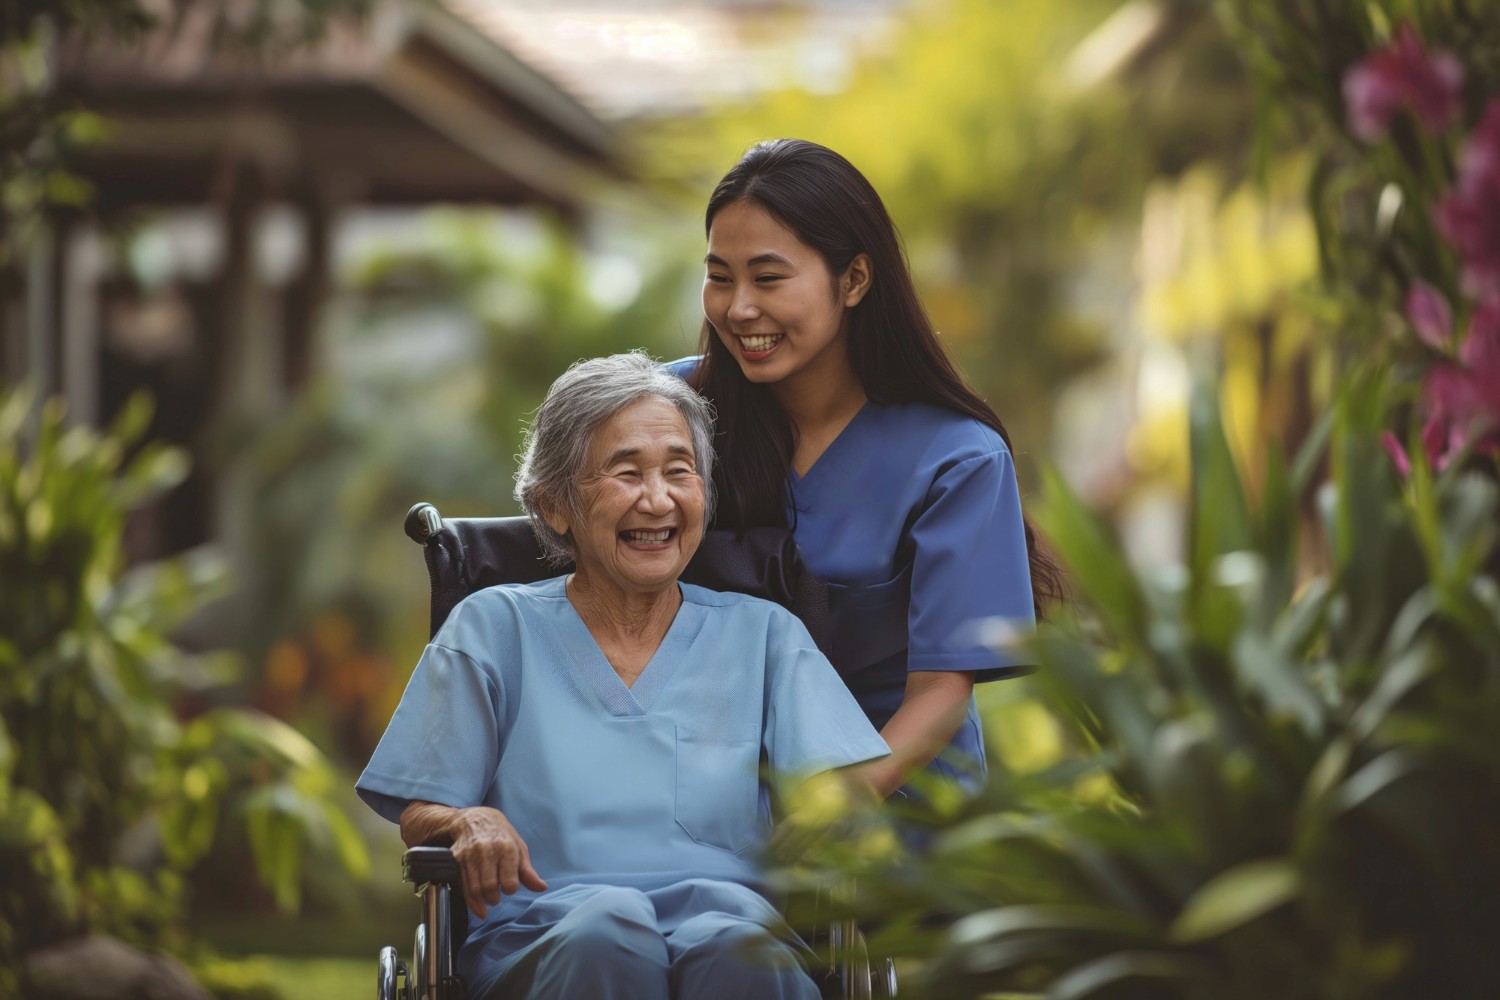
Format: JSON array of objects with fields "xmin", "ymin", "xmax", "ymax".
[
  {"xmin": 371, "ymin": 42, "xmax": 610, "ymax": 212},
  {"xmin": 344, "ymin": 0, "xmax": 627, "ymax": 209},
  {"xmin": 407, "ymin": 0, "xmax": 616, "ymax": 164}
]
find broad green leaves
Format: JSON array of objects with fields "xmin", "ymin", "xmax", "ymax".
[
  {"xmin": 1169, "ymin": 858, "xmax": 1300, "ymax": 942},
  {"xmin": 0, "ymin": 386, "xmax": 370, "ymax": 978},
  {"xmin": 797, "ymin": 371, "xmax": 1500, "ymax": 998}
]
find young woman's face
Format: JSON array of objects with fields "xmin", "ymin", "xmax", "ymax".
[{"xmin": 703, "ymin": 200, "xmax": 869, "ymax": 390}]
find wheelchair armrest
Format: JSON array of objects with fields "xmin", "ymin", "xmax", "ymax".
[{"xmin": 403, "ymin": 846, "xmax": 461, "ymax": 886}]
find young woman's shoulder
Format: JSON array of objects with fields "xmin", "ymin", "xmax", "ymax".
[
  {"xmin": 664, "ymin": 356, "xmax": 700, "ymax": 381},
  {"xmin": 864, "ymin": 400, "xmax": 1011, "ymax": 465}
]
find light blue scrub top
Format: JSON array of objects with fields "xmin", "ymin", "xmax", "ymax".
[
  {"xmin": 667, "ymin": 359, "xmax": 1037, "ymax": 790},
  {"xmin": 356, "ymin": 578, "xmax": 889, "ymax": 973}
]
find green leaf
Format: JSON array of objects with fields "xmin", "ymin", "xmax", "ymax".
[
  {"xmin": 1255, "ymin": 444, "xmax": 1300, "ymax": 618},
  {"xmin": 1289, "ymin": 406, "xmax": 1333, "ymax": 494},
  {"xmin": 1331, "ymin": 750, "xmax": 1424, "ymax": 817},
  {"xmin": 114, "ymin": 443, "xmax": 190, "ymax": 510},
  {"xmin": 949, "ymin": 904, "xmax": 1154, "ymax": 950},
  {"xmin": 1048, "ymin": 951, "xmax": 1197, "ymax": 1000},
  {"xmin": 1032, "ymin": 465, "xmax": 1149, "ymax": 648},
  {"xmin": 1169, "ymin": 858, "xmax": 1300, "ymax": 942},
  {"xmin": 1271, "ymin": 576, "xmax": 1333, "ymax": 663},
  {"xmin": 1232, "ymin": 629, "xmax": 1326, "ymax": 737},
  {"xmin": 1350, "ymin": 644, "xmax": 1433, "ymax": 744},
  {"xmin": 209, "ymin": 708, "xmax": 325, "ymax": 771},
  {"xmin": 1187, "ymin": 381, "xmax": 1252, "ymax": 585},
  {"xmin": 321, "ymin": 800, "xmax": 372, "ymax": 881}
]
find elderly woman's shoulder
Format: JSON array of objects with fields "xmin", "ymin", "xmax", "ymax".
[{"xmin": 435, "ymin": 576, "xmax": 572, "ymax": 644}]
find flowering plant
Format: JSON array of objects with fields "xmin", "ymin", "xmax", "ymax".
[
  {"xmin": 786, "ymin": 9, "xmax": 1500, "ymax": 998},
  {"xmin": 1343, "ymin": 24, "xmax": 1464, "ymax": 141},
  {"xmin": 1319, "ymin": 19, "xmax": 1500, "ymax": 476},
  {"xmin": 1436, "ymin": 102, "xmax": 1500, "ymax": 298}
]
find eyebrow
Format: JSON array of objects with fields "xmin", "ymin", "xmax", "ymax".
[
  {"xmin": 601, "ymin": 443, "xmax": 696, "ymax": 467},
  {"xmin": 704, "ymin": 252, "xmax": 793, "ymax": 267}
]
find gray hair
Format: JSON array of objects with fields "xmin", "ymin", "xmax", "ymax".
[{"xmin": 515, "ymin": 351, "xmax": 717, "ymax": 565}]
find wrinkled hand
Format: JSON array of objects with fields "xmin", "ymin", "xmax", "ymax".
[{"xmin": 449, "ymin": 807, "xmax": 548, "ymax": 919}]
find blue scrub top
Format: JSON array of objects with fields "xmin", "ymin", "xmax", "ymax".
[
  {"xmin": 668, "ymin": 358, "xmax": 1037, "ymax": 789},
  {"xmin": 356, "ymin": 578, "xmax": 890, "ymax": 957}
]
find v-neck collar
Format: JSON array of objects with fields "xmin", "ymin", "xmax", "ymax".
[
  {"xmin": 556, "ymin": 587, "xmax": 706, "ymax": 716},
  {"xmin": 789, "ymin": 400, "xmax": 873, "ymax": 486}
]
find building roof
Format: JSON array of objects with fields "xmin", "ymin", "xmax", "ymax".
[
  {"xmin": 58, "ymin": 0, "xmax": 621, "ymax": 210},
  {"xmin": 440, "ymin": 0, "xmax": 911, "ymax": 121}
]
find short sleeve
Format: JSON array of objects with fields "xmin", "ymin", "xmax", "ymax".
[
  {"xmin": 355, "ymin": 638, "xmax": 505, "ymax": 824},
  {"xmin": 907, "ymin": 446, "xmax": 1037, "ymax": 678},
  {"xmin": 761, "ymin": 609, "xmax": 889, "ymax": 778}
]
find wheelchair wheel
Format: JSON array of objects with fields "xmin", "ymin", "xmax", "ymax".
[{"xmin": 378, "ymin": 945, "xmax": 409, "ymax": 1000}]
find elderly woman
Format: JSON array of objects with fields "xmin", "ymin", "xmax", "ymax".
[{"xmin": 357, "ymin": 352, "xmax": 889, "ymax": 1000}]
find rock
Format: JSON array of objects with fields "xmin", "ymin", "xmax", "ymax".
[{"xmin": 23, "ymin": 935, "xmax": 213, "ymax": 1000}]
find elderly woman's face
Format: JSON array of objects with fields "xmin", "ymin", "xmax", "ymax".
[{"xmin": 551, "ymin": 397, "xmax": 706, "ymax": 597}]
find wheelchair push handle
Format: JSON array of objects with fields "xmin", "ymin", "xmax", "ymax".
[{"xmin": 406, "ymin": 502, "xmax": 444, "ymax": 544}]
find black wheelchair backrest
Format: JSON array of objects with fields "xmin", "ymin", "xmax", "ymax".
[{"xmin": 404, "ymin": 503, "xmax": 833, "ymax": 659}]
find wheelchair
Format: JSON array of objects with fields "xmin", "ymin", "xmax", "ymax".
[{"xmin": 376, "ymin": 502, "xmax": 899, "ymax": 1000}]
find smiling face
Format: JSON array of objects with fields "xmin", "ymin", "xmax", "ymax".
[
  {"xmin": 703, "ymin": 200, "xmax": 870, "ymax": 395},
  {"xmin": 544, "ymin": 397, "xmax": 706, "ymax": 601}
]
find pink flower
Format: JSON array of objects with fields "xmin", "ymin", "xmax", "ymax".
[
  {"xmin": 1461, "ymin": 295, "xmax": 1500, "ymax": 372},
  {"xmin": 1343, "ymin": 24, "xmax": 1464, "ymax": 142},
  {"xmin": 1381, "ymin": 431, "xmax": 1413, "ymax": 478},
  {"xmin": 1420, "ymin": 297, "xmax": 1500, "ymax": 468},
  {"xmin": 1405, "ymin": 280, "xmax": 1452, "ymax": 348},
  {"xmin": 1436, "ymin": 101, "xmax": 1500, "ymax": 297}
]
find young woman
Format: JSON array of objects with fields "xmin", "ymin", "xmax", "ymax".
[{"xmin": 675, "ymin": 138, "xmax": 1063, "ymax": 799}]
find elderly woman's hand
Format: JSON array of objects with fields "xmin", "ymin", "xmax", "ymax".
[{"xmin": 400, "ymin": 801, "xmax": 549, "ymax": 919}]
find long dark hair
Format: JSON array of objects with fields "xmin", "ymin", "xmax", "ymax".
[{"xmin": 693, "ymin": 138, "xmax": 1064, "ymax": 615}]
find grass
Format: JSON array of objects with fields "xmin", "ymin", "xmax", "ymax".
[{"xmin": 262, "ymin": 956, "xmax": 372, "ymax": 1000}]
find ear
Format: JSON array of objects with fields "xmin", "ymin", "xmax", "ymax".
[
  {"xmin": 841, "ymin": 253, "xmax": 872, "ymax": 308},
  {"xmin": 540, "ymin": 503, "xmax": 570, "ymax": 540}
]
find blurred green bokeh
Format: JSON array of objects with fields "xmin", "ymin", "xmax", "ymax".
[{"xmin": 5, "ymin": 0, "xmax": 1500, "ymax": 997}]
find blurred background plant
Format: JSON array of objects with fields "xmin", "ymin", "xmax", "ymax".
[
  {"xmin": 6, "ymin": 0, "xmax": 1500, "ymax": 995},
  {"xmin": 795, "ymin": 372, "xmax": 1499, "ymax": 998},
  {"xmin": 0, "ymin": 388, "xmax": 368, "ymax": 996},
  {"xmin": 782, "ymin": 3, "xmax": 1500, "ymax": 997}
]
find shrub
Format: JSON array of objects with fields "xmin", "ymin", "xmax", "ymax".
[
  {"xmin": 800, "ymin": 374, "xmax": 1499, "ymax": 999},
  {"xmin": 0, "ymin": 389, "xmax": 369, "ymax": 993}
]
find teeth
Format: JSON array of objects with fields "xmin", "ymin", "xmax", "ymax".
[
  {"xmin": 739, "ymin": 334, "xmax": 783, "ymax": 352},
  {"xmin": 624, "ymin": 529, "xmax": 671, "ymax": 543}
]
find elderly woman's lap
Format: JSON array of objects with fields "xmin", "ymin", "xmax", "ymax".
[{"xmin": 472, "ymin": 881, "xmax": 818, "ymax": 1000}]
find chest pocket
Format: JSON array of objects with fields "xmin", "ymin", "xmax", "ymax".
[{"xmin": 675, "ymin": 727, "xmax": 762, "ymax": 854}]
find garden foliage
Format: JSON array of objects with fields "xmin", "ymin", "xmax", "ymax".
[
  {"xmin": 0, "ymin": 389, "xmax": 368, "ymax": 993},
  {"xmin": 790, "ymin": 5, "xmax": 1500, "ymax": 998},
  {"xmin": 875, "ymin": 380, "xmax": 1495, "ymax": 998}
]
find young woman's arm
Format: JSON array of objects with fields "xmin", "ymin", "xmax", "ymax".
[{"xmin": 855, "ymin": 670, "xmax": 976, "ymax": 798}]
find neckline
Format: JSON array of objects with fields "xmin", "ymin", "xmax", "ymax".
[
  {"xmin": 557, "ymin": 586, "xmax": 704, "ymax": 715},
  {"xmin": 789, "ymin": 400, "xmax": 872, "ymax": 484}
]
